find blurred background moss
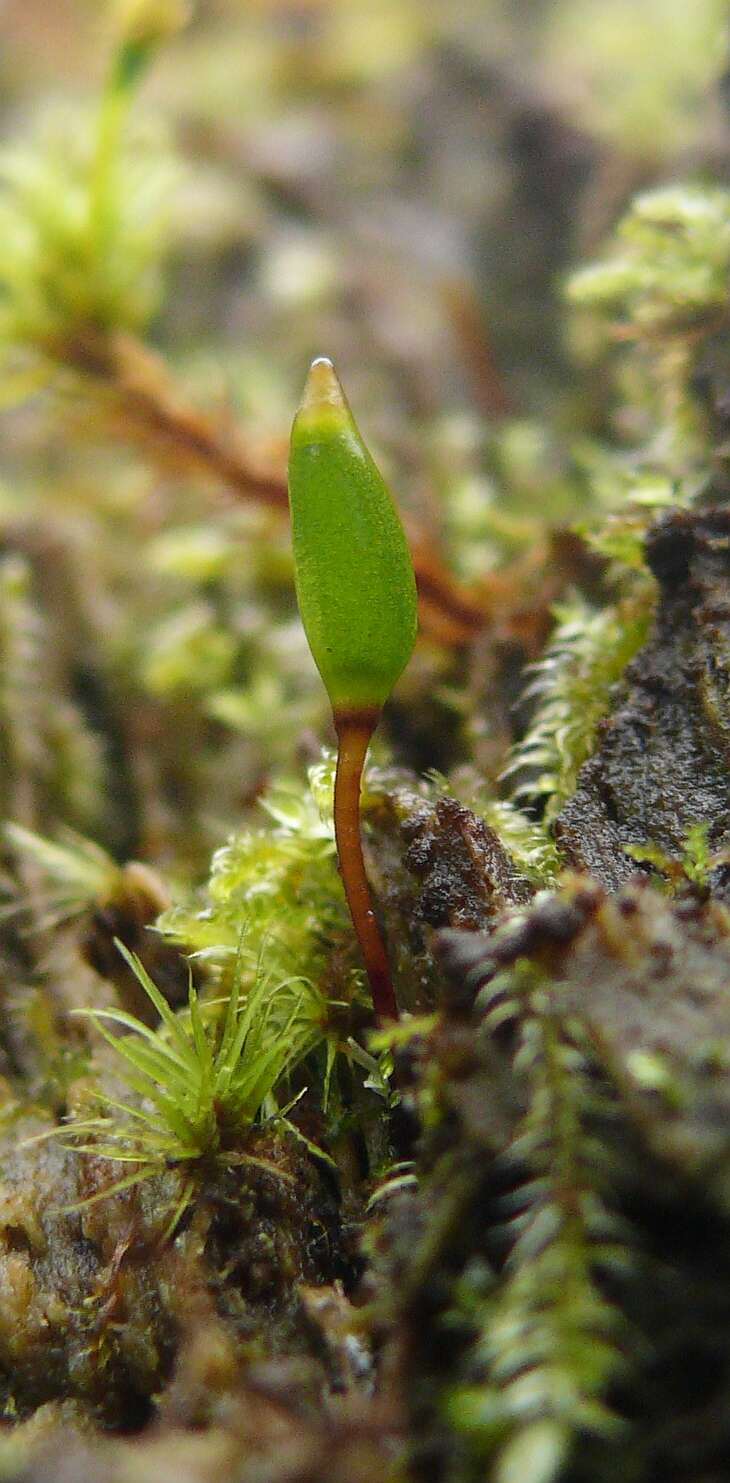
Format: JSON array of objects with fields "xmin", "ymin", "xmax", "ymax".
[{"xmin": 0, "ymin": 0, "xmax": 726, "ymax": 877}]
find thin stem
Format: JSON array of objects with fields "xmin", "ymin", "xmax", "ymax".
[
  {"xmin": 90, "ymin": 44, "xmax": 143, "ymax": 266},
  {"xmin": 334, "ymin": 712, "xmax": 398, "ymax": 1023}
]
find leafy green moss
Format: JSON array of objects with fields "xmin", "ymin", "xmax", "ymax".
[
  {"xmin": 55, "ymin": 941, "xmax": 332, "ymax": 1207},
  {"xmin": 450, "ymin": 1017, "xmax": 623, "ymax": 1479},
  {"xmin": 624, "ymin": 819, "xmax": 715, "ymax": 890},
  {"xmin": 159, "ymin": 755, "xmax": 365, "ymax": 1003},
  {"xmin": 0, "ymin": 3, "xmax": 182, "ymax": 405},
  {"xmin": 503, "ymin": 596, "xmax": 652, "ymax": 825},
  {"xmin": 568, "ymin": 186, "xmax": 730, "ymax": 339},
  {"xmin": 474, "ymin": 798, "xmax": 561, "ymax": 888}
]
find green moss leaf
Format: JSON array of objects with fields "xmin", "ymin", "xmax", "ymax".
[{"xmin": 495, "ymin": 1421, "xmax": 568, "ymax": 1483}]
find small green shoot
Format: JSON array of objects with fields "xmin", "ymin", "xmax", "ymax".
[
  {"xmin": 3, "ymin": 822, "xmax": 119, "ymax": 929},
  {"xmin": 0, "ymin": 3, "xmax": 181, "ymax": 398},
  {"xmin": 625, "ymin": 820, "xmax": 719, "ymax": 891},
  {"xmin": 49, "ymin": 941, "xmax": 333, "ymax": 1207}
]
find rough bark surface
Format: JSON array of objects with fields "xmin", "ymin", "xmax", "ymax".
[{"xmin": 555, "ymin": 507, "xmax": 730, "ymax": 898}]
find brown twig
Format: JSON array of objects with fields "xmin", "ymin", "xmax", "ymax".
[
  {"xmin": 60, "ymin": 328, "xmax": 592, "ymax": 664},
  {"xmin": 439, "ymin": 275, "xmax": 514, "ymax": 420},
  {"xmin": 65, "ymin": 329, "xmax": 289, "ymax": 509},
  {"xmin": 62, "ymin": 327, "xmax": 490, "ymax": 646}
]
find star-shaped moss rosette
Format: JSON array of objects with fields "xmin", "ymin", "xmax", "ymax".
[{"xmin": 288, "ymin": 358, "xmax": 417, "ymax": 1020}]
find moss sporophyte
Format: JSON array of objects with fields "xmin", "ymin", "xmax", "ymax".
[{"xmin": 288, "ymin": 359, "xmax": 418, "ymax": 1021}]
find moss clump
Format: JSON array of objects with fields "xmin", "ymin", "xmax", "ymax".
[
  {"xmin": 0, "ymin": 104, "xmax": 175, "ymax": 380},
  {"xmin": 54, "ymin": 944, "xmax": 335, "ymax": 1211},
  {"xmin": 568, "ymin": 186, "xmax": 730, "ymax": 340},
  {"xmin": 159, "ymin": 757, "xmax": 364, "ymax": 1003}
]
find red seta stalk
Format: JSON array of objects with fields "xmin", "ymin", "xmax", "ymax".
[{"xmin": 333, "ymin": 712, "xmax": 398, "ymax": 1023}]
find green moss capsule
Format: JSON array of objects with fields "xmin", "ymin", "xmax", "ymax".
[
  {"xmin": 288, "ymin": 359, "xmax": 416, "ymax": 1021},
  {"xmin": 287, "ymin": 357, "xmax": 417, "ymax": 717}
]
